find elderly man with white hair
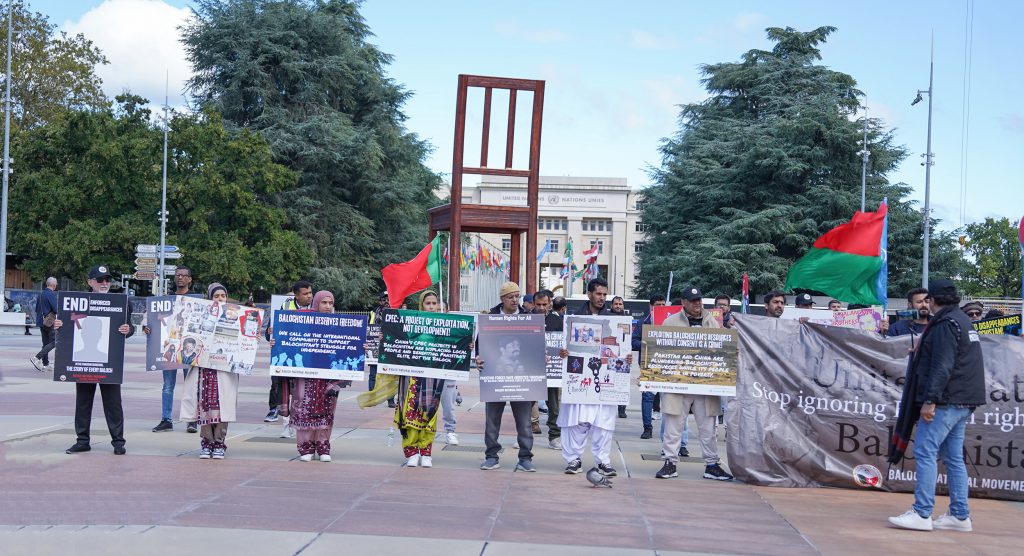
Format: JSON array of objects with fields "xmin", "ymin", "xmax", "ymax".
[{"xmin": 30, "ymin": 277, "xmax": 59, "ymax": 373}]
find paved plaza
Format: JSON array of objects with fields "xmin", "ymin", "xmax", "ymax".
[{"xmin": 1, "ymin": 333, "xmax": 1020, "ymax": 555}]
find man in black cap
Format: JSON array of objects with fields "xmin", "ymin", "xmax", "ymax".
[
  {"xmin": 55, "ymin": 265, "xmax": 135, "ymax": 455},
  {"xmin": 794, "ymin": 293, "xmax": 814, "ymax": 308},
  {"xmin": 888, "ymin": 279, "xmax": 985, "ymax": 532},
  {"xmin": 658, "ymin": 287, "xmax": 732, "ymax": 480}
]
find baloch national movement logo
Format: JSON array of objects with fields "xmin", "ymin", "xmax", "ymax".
[{"xmin": 853, "ymin": 464, "xmax": 883, "ymax": 488}]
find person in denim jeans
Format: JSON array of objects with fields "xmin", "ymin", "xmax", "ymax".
[
  {"xmin": 632, "ymin": 294, "xmax": 665, "ymax": 439},
  {"xmin": 150, "ymin": 267, "xmax": 199, "ymax": 433},
  {"xmin": 888, "ymin": 280, "xmax": 985, "ymax": 533}
]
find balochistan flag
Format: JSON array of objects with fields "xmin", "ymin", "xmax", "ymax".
[
  {"xmin": 381, "ymin": 236, "xmax": 443, "ymax": 309},
  {"xmin": 741, "ymin": 273, "xmax": 750, "ymax": 315},
  {"xmin": 537, "ymin": 239, "xmax": 552, "ymax": 262},
  {"xmin": 784, "ymin": 202, "xmax": 888, "ymax": 306}
]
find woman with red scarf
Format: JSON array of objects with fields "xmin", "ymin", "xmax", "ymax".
[{"xmin": 278, "ymin": 290, "xmax": 342, "ymax": 462}]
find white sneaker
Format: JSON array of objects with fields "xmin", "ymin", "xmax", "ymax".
[
  {"xmin": 652, "ymin": 411, "xmax": 662, "ymax": 421},
  {"xmin": 279, "ymin": 419, "xmax": 295, "ymax": 438},
  {"xmin": 445, "ymin": 432, "xmax": 459, "ymax": 445},
  {"xmin": 548, "ymin": 437, "xmax": 562, "ymax": 450},
  {"xmin": 933, "ymin": 512, "xmax": 972, "ymax": 532},
  {"xmin": 299, "ymin": 454, "xmax": 313, "ymax": 462},
  {"xmin": 420, "ymin": 456, "xmax": 433, "ymax": 468},
  {"xmin": 318, "ymin": 454, "xmax": 332, "ymax": 463},
  {"xmin": 44, "ymin": 363, "xmax": 53, "ymax": 373},
  {"xmin": 405, "ymin": 454, "xmax": 420, "ymax": 467},
  {"xmin": 888, "ymin": 509, "xmax": 933, "ymax": 531},
  {"xmin": 29, "ymin": 357, "xmax": 44, "ymax": 372}
]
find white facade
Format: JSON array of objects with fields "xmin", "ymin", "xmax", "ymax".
[{"xmin": 449, "ymin": 176, "xmax": 643, "ymax": 310}]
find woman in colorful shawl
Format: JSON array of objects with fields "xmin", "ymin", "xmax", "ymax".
[
  {"xmin": 359, "ymin": 290, "xmax": 445, "ymax": 468},
  {"xmin": 278, "ymin": 290, "xmax": 342, "ymax": 462},
  {"xmin": 180, "ymin": 283, "xmax": 239, "ymax": 459}
]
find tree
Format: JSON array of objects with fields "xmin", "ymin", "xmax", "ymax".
[
  {"xmin": 636, "ymin": 26, "xmax": 937, "ymax": 301},
  {"xmin": 1, "ymin": 0, "xmax": 108, "ymax": 130},
  {"xmin": 958, "ymin": 217, "xmax": 1022, "ymax": 298},
  {"xmin": 8, "ymin": 94, "xmax": 310, "ymax": 295},
  {"xmin": 182, "ymin": 0, "xmax": 441, "ymax": 308}
]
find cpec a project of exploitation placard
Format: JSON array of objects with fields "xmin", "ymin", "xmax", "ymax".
[{"xmin": 377, "ymin": 309, "xmax": 474, "ymax": 380}]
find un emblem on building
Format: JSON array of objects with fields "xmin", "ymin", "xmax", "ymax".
[{"xmin": 547, "ymin": 194, "xmax": 559, "ymax": 205}]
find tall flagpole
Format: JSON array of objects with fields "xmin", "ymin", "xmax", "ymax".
[{"xmin": 0, "ymin": 1, "xmax": 13, "ymax": 302}]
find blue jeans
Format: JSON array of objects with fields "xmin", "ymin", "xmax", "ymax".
[
  {"xmin": 161, "ymin": 368, "xmax": 190, "ymax": 421},
  {"xmin": 912, "ymin": 406, "xmax": 972, "ymax": 519},
  {"xmin": 642, "ymin": 391, "xmax": 654, "ymax": 428}
]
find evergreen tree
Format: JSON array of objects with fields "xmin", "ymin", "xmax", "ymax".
[
  {"xmin": 182, "ymin": 0, "xmax": 440, "ymax": 308},
  {"xmin": 637, "ymin": 26, "xmax": 951, "ymax": 301}
]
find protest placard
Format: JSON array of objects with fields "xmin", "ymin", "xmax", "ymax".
[
  {"xmin": 53, "ymin": 292, "xmax": 129, "ymax": 384},
  {"xmin": 377, "ymin": 310, "xmax": 474, "ymax": 380},
  {"xmin": 639, "ymin": 325, "xmax": 738, "ymax": 396},
  {"xmin": 164, "ymin": 297, "xmax": 262, "ymax": 375},
  {"xmin": 974, "ymin": 314, "xmax": 1022, "ymax": 335},
  {"xmin": 145, "ymin": 295, "xmax": 189, "ymax": 371},
  {"xmin": 270, "ymin": 310, "xmax": 368, "ymax": 380},
  {"xmin": 561, "ymin": 314, "xmax": 633, "ymax": 405},
  {"xmin": 652, "ymin": 305, "xmax": 724, "ymax": 327},
  {"xmin": 477, "ymin": 313, "xmax": 546, "ymax": 402}
]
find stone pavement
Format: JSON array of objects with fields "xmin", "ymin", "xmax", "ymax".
[{"xmin": 1, "ymin": 333, "xmax": 1021, "ymax": 555}]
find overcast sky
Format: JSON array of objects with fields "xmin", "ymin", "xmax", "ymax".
[{"xmin": 32, "ymin": 0, "xmax": 1023, "ymax": 231}]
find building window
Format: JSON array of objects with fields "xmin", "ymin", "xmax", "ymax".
[
  {"xmin": 634, "ymin": 241, "xmax": 644, "ymax": 253},
  {"xmin": 635, "ymin": 222, "xmax": 649, "ymax": 233},
  {"xmin": 583, "ymin": 219, "xmax": 612, "ymax": 232},
  {"xmin": 549, "ymin": 239, "xmax": 559, "ymax": 253},
  {"xmin": 589, "ymin": 240, "xmax": 604, "ymax": 254},
  {"xmin": 502, "ymin": 238, "xmax": 512, "ymax": 251},
  {"xmin": 538, "ymin": 218, "xmax": 567, "ymax": 231},
  {"xmin": 460, "ymin": 284, "xmax": 469, "ymax": 303},
  {"xmin": 635, "ymin": 200, "xmax": 646, "ymax": 212}
]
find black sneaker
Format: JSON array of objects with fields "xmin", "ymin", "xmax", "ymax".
[
  {"xmin": 387, "ymin": 399, "xmax": 396, "ymax": 408},
  {"xmin": 618, "ymin": 408, "xmax": 627, "ymax": 418},
  {"xmin": 656, "ymin": 461, "xmax": 678, "ymax": 479},
  {"xmin": 679, "ymin": 446, "xmax": 690, "ymax": 458},
  {"xmin": 597, "ymin": 463, "xmax": 617, "ymax": 477},
  {"xmin": 152, "ymin": 420, "xmax": 173, "ymax": 432},
  {"xmin": 564, "ymin": 458, "xmax": 583, "ymax": 474},
  {"xmin": 703, "ymin": 464, "xmax": 734, "ymax": 481},
  {"xmin": 113, "ymin": 446, "xmax": 126, "ymax": 455},
  {"xmin": 640, "ymin": 426, "xmax": 652, "ymax": 439},
  {"xmin": 65, "ymin": 443, "xmax": 91, "ymax": 454},
  {"xmin": 264, "ymin": 408, "xmax": 280, "ymax": 422},
  {"xmin": 186, "ymin": 422, "xmax": 198, "ymax": 433}
]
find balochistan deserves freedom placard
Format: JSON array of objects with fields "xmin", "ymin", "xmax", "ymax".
[
  {"xmin": 54, "ymin": 292, "xmax": 129, "ymax": 384},
  {"xmin": 145, "ymin": 295, "xmax": 189, "ymax": 371},
  {"xmin": 477, "ymin": 313, "xmax": 547, "ymax": 402},
  {"xmin": 270, "ymin": 310, "xmax": 368, "ymax": 380},
  {"xmin": 164, "ymin": 297, "xmax": 262, "ymax": 375},
  {"xmin": 639, "ymin": 325, "xmax": 739, "ymax": 396},
  {"xmin": 377, "ymin": 310, "xmax": 474, "ymax": 380},
  {"xmin": 561, "ymin": 314, "xmax": 633, "ymax": 405}
]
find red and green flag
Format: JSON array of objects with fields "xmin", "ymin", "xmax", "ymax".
[
  {"xmin": 381, "ymin": 236, "xmax": 443, "ymax": 309},
  {"xmin": 784, "ymin": 202, "xmax": 888, "ymax": 306}
]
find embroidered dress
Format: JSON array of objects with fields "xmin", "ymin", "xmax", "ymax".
[
  {"xmin": 181, "ymin": 366, "xmax": 238, "ymax": 451},
  {"xmin": 396, "ymin": 376, "xmax": 445, "ymax": 458},
  {"xmin": 286, "ymin": 378, "xmax": 339, "ymax": 456}
]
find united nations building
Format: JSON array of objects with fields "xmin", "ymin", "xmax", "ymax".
[{"xmin": 446, "ymin": 176, "xmax": 644, "ymax": 310}]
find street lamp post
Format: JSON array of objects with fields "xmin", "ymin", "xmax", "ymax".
[
  {"xmin": 859, "ymin": 106, "xmax": 869, "ymax": 212},
  {"xmin": 912, "ymin": 37, "xmax": 935, "ymax": 288},
  {"xmin": 0, "ymin": 1, "xmax": 13, "ymax": 302}
]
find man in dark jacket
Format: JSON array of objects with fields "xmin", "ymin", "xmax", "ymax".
[
  {"xmin": 479, "ymin": 281, "xmax": 534, "ymax": 472},
  {"xmin": 632, "ymin": 294, "xmax": 665, "ymax": 438},
  {"xmin": 56, "ymin": 265, "xmax": 136, "ymax": 455},
  {"xmin": 30, "ymin": 277, "xmax": 59, "ymax": 372},
  {"xmin": 888, "ymin": 280, "xmax": 985, "ymax": 533}
]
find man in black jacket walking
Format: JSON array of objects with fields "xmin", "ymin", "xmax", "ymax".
[{"xmin": 888, "ymin": 280, "xmax": 986, "ymax": 533}]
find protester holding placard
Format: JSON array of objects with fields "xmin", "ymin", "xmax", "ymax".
[
  {"xmin": 534, "ymin": 289, "xmax": 564, "ymax": 450},
  {"xmin": 278, "ymin": 291, "xmax": 343, "ymax": 462},
  {"xmin": 480, "ymin": 281, "xmax": 535, "ymax": 472},
  {"xmin": 632, "ymin": 294, "xmax": 666, "ymax": 440},
  {"xmin": 57, "ymin": 265, "xmax": 135, "ymax": 455},
  {"xmin": 180, "ymin": 283, "xmax": 239, "ymax": 460},
  {"xmin": 656, "ymin": 286, "xmax": 733, "ymax": 481},
  {"xmin": 361, "ymin": 290, "xmax": 448, "ymax": 468}
]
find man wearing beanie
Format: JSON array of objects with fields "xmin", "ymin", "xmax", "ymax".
[
  {"xmin": 479, "ymin": 281, "xmax": 536, "ymax": 472},
  {"xmin": 889, "ymin": 280, "xmax": 985, "ymax": 532}
]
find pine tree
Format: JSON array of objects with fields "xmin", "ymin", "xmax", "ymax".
[
  {"xmin": 637, "ymin": 26, "xmax": 954, "ymax": 300},
  {"xmin": 182, "ymin": 0, "xmax": 440, "ymax": 307}
]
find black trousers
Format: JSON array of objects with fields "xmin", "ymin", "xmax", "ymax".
[
  {"xmin": 75, "ymin": 383, "xmax": 125, "ymax": 447},
  {"xmin": 38, "ymin": 326, "xmax": 55, "ymax": 365},
  {"xmin": 269, "ymin": 375, "xmax": 284, "ymax": 409},
  {"xmin": 484, "ymin": 401, "xmax": 534, "ymax": 461}
]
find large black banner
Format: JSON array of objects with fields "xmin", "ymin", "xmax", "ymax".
[
  {"xmin": 728, "ymin": 314, "xmax": 1024, "ymax": 502},
  {"xmin": 54, "ymin": 292, "xmax": 129, "ymax": 384}
]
